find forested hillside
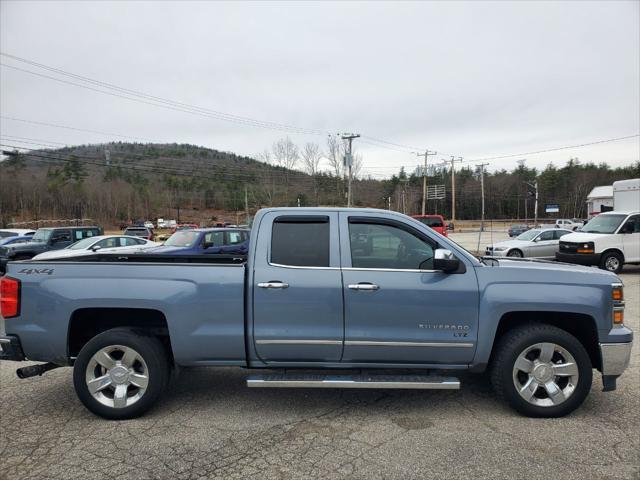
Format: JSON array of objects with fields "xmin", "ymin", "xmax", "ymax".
[{"xmin": 0, "ymin": 141, "xmax": 638, "ymax": 227}]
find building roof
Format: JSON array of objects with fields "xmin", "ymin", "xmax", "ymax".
[{"xmin": 586, "ymin": 185, "xmax": 613, "ymax": 199}]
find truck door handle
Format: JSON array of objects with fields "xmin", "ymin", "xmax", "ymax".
[
  {"xmin": 257, "ymin": 281, "xmax": 289, "ymax": 289},
  {"xmin": 348, "ymin": 283, "xmax": 380, "ymax": 291}
]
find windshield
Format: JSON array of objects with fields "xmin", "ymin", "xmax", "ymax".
[
  {"xmin": 416, "ymin": 217, "xmax": 443, "ymax": 227},
  {"xmin": 165, "ymin": 231, "xmax": 199, "ymax": 247},
  {"xmin": 581, "ymin": 215, "xmax": 626, "ymax": 234},
  {"xmin": 516, "ymin": 229, "xmax": 541, "ymax": 241},
  {"xmin": 32, "ymin": 229, "xmax": 52, "ymax": 242},
  {"xmin": 68, "ymin": 237, "xmax": 98, "ymax": 250}
]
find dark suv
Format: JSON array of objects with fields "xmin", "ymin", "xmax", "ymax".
[{"xmin": 0, "ymin": 226, "xmax": 102, "ymax": 273}]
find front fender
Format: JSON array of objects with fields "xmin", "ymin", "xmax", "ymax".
[{"xmin": 473, "ymin": 281, "xmax": 610, "ymax": 369}]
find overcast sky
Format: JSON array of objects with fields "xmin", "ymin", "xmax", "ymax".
[{"xmin": 1, "ymin": 1, "xmax": 638, "ymax": 178}]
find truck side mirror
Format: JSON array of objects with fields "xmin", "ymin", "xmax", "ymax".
[{"xmin": 433, "ymin": 249, "xmax": 459, "ymax": 273}]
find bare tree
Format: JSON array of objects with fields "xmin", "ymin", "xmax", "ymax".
[
  {"xmin": 272, "ymin": 137, "xmax": 298, "ymax": 170},
  {"xmin": 256, "ymin": 149, "xmax": 275, "ymax": 206},
  {"xmin": 325, "ymin": 135, "xmax": 344, "ymax": 198},
  {"xmin": 257, "ymin": 149, "xmax": 272, "ymax": 165},
  {"xmin": 301, "ymin": 142, "xmax": 323, "ymax": 204},
  {"xmin": 272, "ymin": 137, "xmax": 299, "ymax": 204}
]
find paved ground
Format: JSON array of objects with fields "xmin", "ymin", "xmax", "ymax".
[{"xmin": 1, "ymin": 269, "xmax": 638, "ymax": 479}]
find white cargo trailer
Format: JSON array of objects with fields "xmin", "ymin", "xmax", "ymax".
[{"xmin": 613, "ymin": 179, "xmax": 640, "ymax": 212}]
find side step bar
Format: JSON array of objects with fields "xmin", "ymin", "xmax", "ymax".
[{"xmin": 246, "ymin": 373, "xmax": 460, "ymax": 390}]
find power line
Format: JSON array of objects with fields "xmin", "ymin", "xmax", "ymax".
[
  {"xmin": 1, "ymin": 115, "xmax": 154, "ymax": 142},
  {"xmin": 1, "ymin": 57, "xmax": 327, "ymax": 136},
  {"xmin": 467, "ymin": 134, "xmax": 640, "ymax": 162},
  {"xmin": 0, "ymin": 52, "xmax": 439, "ymax": 154},
  {"xmin": 0, "ymin": 143, "xmax": 330, "ymax": 184}
]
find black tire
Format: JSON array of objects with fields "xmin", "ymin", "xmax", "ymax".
[
  {"xmin": 490, "ymin": 323, "xmax": 592, "ymax": 418},
  {"xmin": 507, "ymin": 249, "xmax": 523, "ymax": 258},
  {"xmin": 599, "ymin": 251, "xmax": 624, "ymax": 274},
  {"xmin": 73, "ymin": 328, "xmax": 169, "ymax": 420}
]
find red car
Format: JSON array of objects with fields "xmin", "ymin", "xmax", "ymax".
[
  {"xmin": 171, "ymin": 223, "xmax": 199, "ymax": 234},
  {"xmin": 411, "ymin": 214, "xmax": 448, "ymax": 237}
]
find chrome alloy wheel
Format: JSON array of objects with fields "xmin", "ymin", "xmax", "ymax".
[
  {"xmin": 604, "ymin": 256, "xmax": 620, "ymax": 272},
  {"xmin": 512, "ymin": 342, "xmax": 579, "ymax": 407},
  {"xmin": 85, "ymin": 345, "xmax": 149, "ymax": 409}
]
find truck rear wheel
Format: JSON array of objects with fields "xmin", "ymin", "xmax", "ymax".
[
  {"xmin": 490, "ymin": 323, "xmax": 592, "ymax": 418},
  {"xmin": 73, "ymin": 328, "xmax": 169, "ymax": 420}
]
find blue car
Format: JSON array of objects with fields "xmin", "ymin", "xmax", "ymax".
[
  {"xmin": 151, "ymin": 228, "xmax": 250, "ymax": 255},
  {"xmin": 0, "ymin": 235, "xmax": 33, "ymax": 247}
]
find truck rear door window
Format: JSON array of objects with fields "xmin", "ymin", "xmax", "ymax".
[{"xmin": 271, "ymin": 217, "xmax": 329, "ymax": 267}]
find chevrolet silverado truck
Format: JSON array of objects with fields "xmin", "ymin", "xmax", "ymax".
[{"xmin": 0, "ymin": 208, "xmax": 633, "ymax": 420}]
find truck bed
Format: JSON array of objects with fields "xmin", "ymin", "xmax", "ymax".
[{"xmin": 4, "ymin": 258, "xmax": 247, "ymax": 366}]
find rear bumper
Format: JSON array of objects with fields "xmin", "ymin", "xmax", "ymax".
[
  {"xmin": 0, "ymin": 335, "xmax": 26, "ymax": 361},
  {"xmin": 600, "ymin": 342, "xmax": 632, "ymax": 376},
  {"xmin": 555, "ymin": 252, "xmax": 601, "ymax": 266}
]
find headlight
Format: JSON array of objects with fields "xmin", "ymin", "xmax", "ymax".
[
  {"xmin": 577, "ymin": 242, "xmax": 594, "ymax": 254},
  {"xmin": 493, "ymin": 246, "xmax": 508, "ymax": 251}
]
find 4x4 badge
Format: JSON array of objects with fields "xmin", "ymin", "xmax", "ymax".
[{"xmin": 18, "ymin": 268, "xmax": 54, "ymax": 275}]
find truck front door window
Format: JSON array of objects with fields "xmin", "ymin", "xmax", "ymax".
[{"xmin": 348, "ymin": 222, "xmax": 434, "ymax": 270}]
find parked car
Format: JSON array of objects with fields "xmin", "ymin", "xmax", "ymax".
[
  {"xmin": 556, "ymin": 210, "xmax": 640, "ymax": 273},
  {"xmin": 0, "ymin": 208, "xmax": 631, "ymax": 420},
  {"xmin": 0, "ymin": 226, "xmax": 102, "ymax": 273},
  {"xmin": 554, "ymin": 219, "xmax": 584, "ymax": 231},
  {"xmin": 32, "ymin": 235, "xmax": 159, "ymax": 260},
  {"xmin": 150, "ymin": 228, "xmax": 250, "ymax": 256},
  {"xmin": 411, "ymin": 214, "xmax": 448, "ymax": 237},
  {"xmin": 0, "ymin": 229, "xmax": 36, "ymax": 239},
  {"xmin": 123, "ymin": 226, "xmax": 155, "ymax": 241},
  {"xmin": 144, "ymin": 221, "xmax": 155, "ymax": 229},
  {"xmin": 508, "ymin": 224, "xmax": 530, "ymax": 237},
  {"xmin": 0, "ymin": 235, "xmax": 33, "ymax": 247},
  {"xmin": 486, "ymin": 228, "xmax": 573, "ymax": 259},
  {"xmin": 171, "ymin": 223, "xmax": 199, "ymax": 233}
]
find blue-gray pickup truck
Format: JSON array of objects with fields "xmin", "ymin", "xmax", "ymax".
[{"xmin": 0, "ymin": 208, "xmax": 633, "ymax": 420}]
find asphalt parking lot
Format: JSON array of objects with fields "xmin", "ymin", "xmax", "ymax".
[{"xmin": 1, "ymin": 268, "xmax": 638, "ymax": 480}]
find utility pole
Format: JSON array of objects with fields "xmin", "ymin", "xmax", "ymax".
[
  {"xmin": 416, "ymin": 150, "xmax": 437, "ymax": 215},
  {"xmin": 449, "ymin": 156, "xmax": 463, "ymax": 222},
  {"xmin": 476, "ymin": 163, "xmax": 489, "ymax": 253},
  {"xmin": 244, "ymin": 185, "xmax": 249, "ymax": 223},
  {"xmin": 534, "ymin": 180, "xmax": 539, "ymax": 227},
  {"xmin": 341, "ymin": 133, "xmax": 360, "ymax": 207},
  {"xmin": 525, "ymin": 180, "xmax": 539, "ymax": 227}
]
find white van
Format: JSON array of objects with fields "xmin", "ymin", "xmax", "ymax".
[{"xmin": 556, "ymin": 211, "xmax": 640, "ymax": 273}]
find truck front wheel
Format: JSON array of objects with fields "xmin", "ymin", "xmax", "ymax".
[
  {"xmin": 73, "ymin": 328, "xmax": 169, "ymax": 420},
  {"xmin": 490, "ymin": 324, "xmax": 592, "ymax": 418},
  {"xmin": 599, "ymin": 251, "xmax": 624, "ymax": 274}
]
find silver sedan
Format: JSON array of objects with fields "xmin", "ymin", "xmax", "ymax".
[{"xmin": 486, "ymin": 228, "xmax": 573, "ymax": 259}]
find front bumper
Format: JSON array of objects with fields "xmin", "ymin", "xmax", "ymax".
[
  {"xmin": 555, "ymin": 252, "xmax": 601, "ymax": 266},
  {"xmin": 0, "ymin": 335, "xmax": 26, "ymax": 361},
  {"xmin": 600, "ymin": 342, "xmax": 632, "ymax": 376},
  {"xmin": 485, "ymin": 249, "xmax": 510, "ymax": 257}
]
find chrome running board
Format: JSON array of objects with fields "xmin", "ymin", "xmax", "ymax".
[{"xmin": 246, "ymin": 373, "xmax": 460, "ymax": 390}]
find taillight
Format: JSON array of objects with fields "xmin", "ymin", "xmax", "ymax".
[{"xmin": 0, "ymin": 276, "xmax": 21, "ymax": 318}]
